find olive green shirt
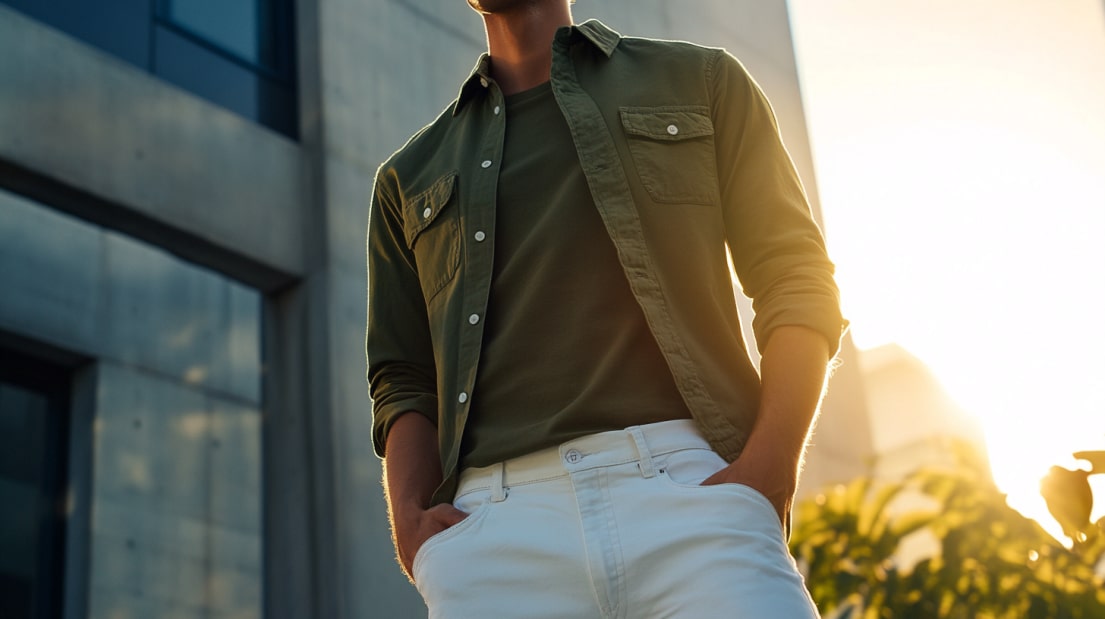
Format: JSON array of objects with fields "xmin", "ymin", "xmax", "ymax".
[
  {"xmin": 459, "ymin": 81, "xmax": 691, "ymax": 470},
  {"xmin": 367, "ymin": 20, "xmax": 846, "ymax": 504}
]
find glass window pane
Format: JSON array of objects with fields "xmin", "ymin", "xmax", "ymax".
[
  {"xmin": 0, "ymin": 0, "xmax": 151, "ymax": 68},
  {"xmin": 1, "ymin": 0, "xmax": 296, "ymax": 138},
  {"xmin": 164, "ymin": 0, "xmax": 259, "ymax": 64},
  {"xmin": 154, "ymin": 24, "xmax": 298, "ymax": 136},
  {"xmin": 0, "ymin": 355, "xmax": 68, "ymax": 619}
]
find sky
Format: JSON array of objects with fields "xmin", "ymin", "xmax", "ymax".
[{"xmin": 786, "ymin": 0, "xmax": 1105, "ymax": 538}]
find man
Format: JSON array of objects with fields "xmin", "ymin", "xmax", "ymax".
[{"xmin": 366, "ymin": 1, "xmax": 845, "ymax": 616}]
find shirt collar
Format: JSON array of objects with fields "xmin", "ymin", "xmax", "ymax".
[{"xmin": 452, "ymin": 19, "xmax": 621, "ymax": 116}]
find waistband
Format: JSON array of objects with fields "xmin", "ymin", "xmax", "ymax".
[{"xmin": 455, "ymin": 419, "xmax": 713, "ymax": 499}]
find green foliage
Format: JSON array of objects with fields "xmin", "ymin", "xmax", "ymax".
[{"xmin": 790, "ymin": 441, "xmax": 1105, "ymax": 618}]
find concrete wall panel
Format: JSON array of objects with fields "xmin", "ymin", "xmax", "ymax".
[
  {"xmin": 101, "ymin": 232, "xmax": 262, "ymax": 404},
  {"xmin": 0, "ymin": 189, "xmax": 261, "ymax": 404},
  {"xmin": 0, "ymin": 187, "xmax": 104, "ymax": 349},
  {"xmin": 320, "ymin": 0, "xmax": 483, "ymax": 171},
  {"xmin": 0, "ymin": 6, "xmax": 306, "ymax": 284},
  {"xmin": 88, "ymin": 362, "xmax": 261, "ymax": 619}
]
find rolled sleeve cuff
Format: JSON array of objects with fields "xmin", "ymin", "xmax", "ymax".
[
  {"xmin": 371, "ymin": 395, "xmax": 439, "ymax": 458},
  {"xmin": 753, "ymin": 301, "xmax": 849, "ymax": 358}
]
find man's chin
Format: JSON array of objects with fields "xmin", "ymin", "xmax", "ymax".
[{"xmin": 467, "ymin": 0, "xmax": 543, "ymax": 15}]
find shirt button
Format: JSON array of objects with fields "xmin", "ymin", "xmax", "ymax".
[
  {"xmin": 564, "ymin": 449, "xmax": 583, "ymax": 464},
  {"xmin": 458, "ymin": 392, "xmax": 468, "ymax": 404},
  {"xmin": 667, "ymin": 124, "xmax": 679, "ymax": 135},
  {"xmin": 481, "ymin": 160, "xmax": 492, "ymax": 169},
  {"xmin": 494, "ymin": 105, "xmax": 501, "ymax": 115},
  {"xmin": 474, "ymin": 230, "xmax": 486, "ymax": 242},
  {"xmin": 468, "ymin": 314, "xmax": 480, "ymax": 325},
  {"xmin": 422, "ymin": 207, "xmax": 432, "ymax": 219},
  {"xmin": 480, "ymin": 77, "xmax": 489, "ymax": 88}
]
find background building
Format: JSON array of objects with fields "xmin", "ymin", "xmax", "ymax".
[{"xmin": 0, "ymin": 1, "xmax": 871, "ymax": 616}]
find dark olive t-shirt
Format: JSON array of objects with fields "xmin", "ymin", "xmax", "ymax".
[{"xmin": 459, "ymin": 81, "xmax": 692, "ymax": 469}]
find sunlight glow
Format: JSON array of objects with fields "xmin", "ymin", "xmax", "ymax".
[{"xmin": 788, "ymin": 0, "xmax": 1105, "ymax": 539}]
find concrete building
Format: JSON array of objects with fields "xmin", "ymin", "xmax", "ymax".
[
  {"xmin": 0, "ymin": 1, "xmax": 869, "ymax": 616},
  {"xmin": 858, "ymin": 344, "xmax": 990, "ymax": 481}
]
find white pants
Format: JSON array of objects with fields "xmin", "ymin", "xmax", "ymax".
[{"xmin": 412, "ymin": 420, "xmax": 821, "ymax": 618}]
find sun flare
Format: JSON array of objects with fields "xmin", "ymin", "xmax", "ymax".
[{"xmin": 788, "ymin": 0, "xmax": 1105, "ymax": 539}]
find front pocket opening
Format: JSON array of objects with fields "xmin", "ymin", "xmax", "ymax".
[{"xmin": 619, "ymin": 106, "xmax": 714, "ymax": 141}]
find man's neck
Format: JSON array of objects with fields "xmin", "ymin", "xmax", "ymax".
[{"xmin": 481, "ymin": 3, "xmax": 572, "ymax": 95}]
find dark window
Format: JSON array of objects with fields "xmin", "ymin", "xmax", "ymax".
[
  {"xmin": 0, "ymin": 0, "xmax": 298, "ymax": 138},
  {"xmin": 0, "ymin": 351, "xmax": 71, "ymax": 619}
]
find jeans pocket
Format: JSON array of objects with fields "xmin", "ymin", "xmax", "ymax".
[
  {"xmin": 411, "ymin": 499, "xmax": 492, "ymax": 585},
  {"xmin": 655, "ymin": 447, "xmax": 728, "ymax": 488},
  {"xmin": 655, "ymin": 449, "xmax": 783, "ymax": 538}
]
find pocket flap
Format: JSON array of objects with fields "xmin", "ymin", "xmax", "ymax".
[
  {"xmin": 619, "ymin": 106, "xmax": 714, "ymax": 141},
  {"xmin": 403, "ymin": 172, "xmax": 457, "ymax": 249}
]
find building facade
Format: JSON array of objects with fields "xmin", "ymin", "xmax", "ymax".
[{"xmin": 0, "ymin": 1, "xmax": 868, "ymax": 616}]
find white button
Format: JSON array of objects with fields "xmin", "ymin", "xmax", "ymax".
[
  {"xmin": 667, "ymin": 124, "xmax": 679, "ymax": 135},
  {"xmin": 564, "ymin": 449, "xmax": 583, "ymax": 464},
  {"xmin": 422, "ymin": 207, "xmax": 432, "ymax": 219},
  {"xmin": 458, "ymin": 392, "xmax": 468, "ymax": 404},
  {"xmin": 468, "ymin": 314, "xmax": 480, "ymax": 325},
  {"xmin": 481, "ymin": 160, "xmax": 492, "ymax": 169},
  {"xmin": 480, "ymin": 77, "xmax": 489, "ymax": 88},
  {"xmin": 474, "ymin": 231, "xmax": 486, "ymax": 242},
  {"xmin": 494, "ymin": 105, "xmax": 501, "ymax": 115}
]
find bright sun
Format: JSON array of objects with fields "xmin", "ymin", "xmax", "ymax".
[{"xmin": 788, "ymin": 0, "xmax": 1105, "ymax": 539}]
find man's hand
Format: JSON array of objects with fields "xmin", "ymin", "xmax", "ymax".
[
  {"xmin": 392, "ymin": 502, "xmax": 469, "ymax": 579},
  {"xmin": 701, "ymin": 455, "xmax": 796, "ymax": 525}
]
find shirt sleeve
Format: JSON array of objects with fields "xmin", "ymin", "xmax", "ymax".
[
  {"xmin": 366, "ymin": 166, "xmax": 439, "ymax": 457},
  {"xmin": 708, "ymin": 49, "xmax": 848, "ymax": 356}
]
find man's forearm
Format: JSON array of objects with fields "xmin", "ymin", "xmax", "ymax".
[
  {"xmin": 384, "ymin": 412, "xmax": 443, "ymax": 518},
  {"xmin": 383, "ymin": 411, "xmax": 470, "ymax": 581},
  {"xmin": 702, "ymin": 324, "xmax": 832, "ymax": 521},
  {"xmin": 742, "ymin": 324, "xmax": 832, "ymax": 472}
]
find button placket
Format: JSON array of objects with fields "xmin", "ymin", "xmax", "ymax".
[{"xmin": 451, "ymin": 83, "xmax": 501, "ymax": 463}]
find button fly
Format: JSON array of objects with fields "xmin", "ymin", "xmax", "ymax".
[{"xmin": 564, "ymin": 449, "xmax": 583, "ymax": 464}]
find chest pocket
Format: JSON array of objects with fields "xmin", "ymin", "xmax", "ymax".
[
  {"xmin": 402, "ymin": 172, "xmax": 460, "ymax": 300},
  {"xmin": 619, "ymin": 106, "xmax": 720, "ymax": 206}
]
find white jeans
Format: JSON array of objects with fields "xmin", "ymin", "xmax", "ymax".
[{"xmin": 412, "ymin": 420, "xmax": 821, "ymax": 619}]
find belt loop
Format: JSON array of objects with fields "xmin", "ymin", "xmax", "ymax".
[
  {"xmin": 628, "ymin": 426, "xmax": 656, "ymax": 479},
  {"xmin": 490, "ymin": 462, "xmax": 507, "ymax": 503}
]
